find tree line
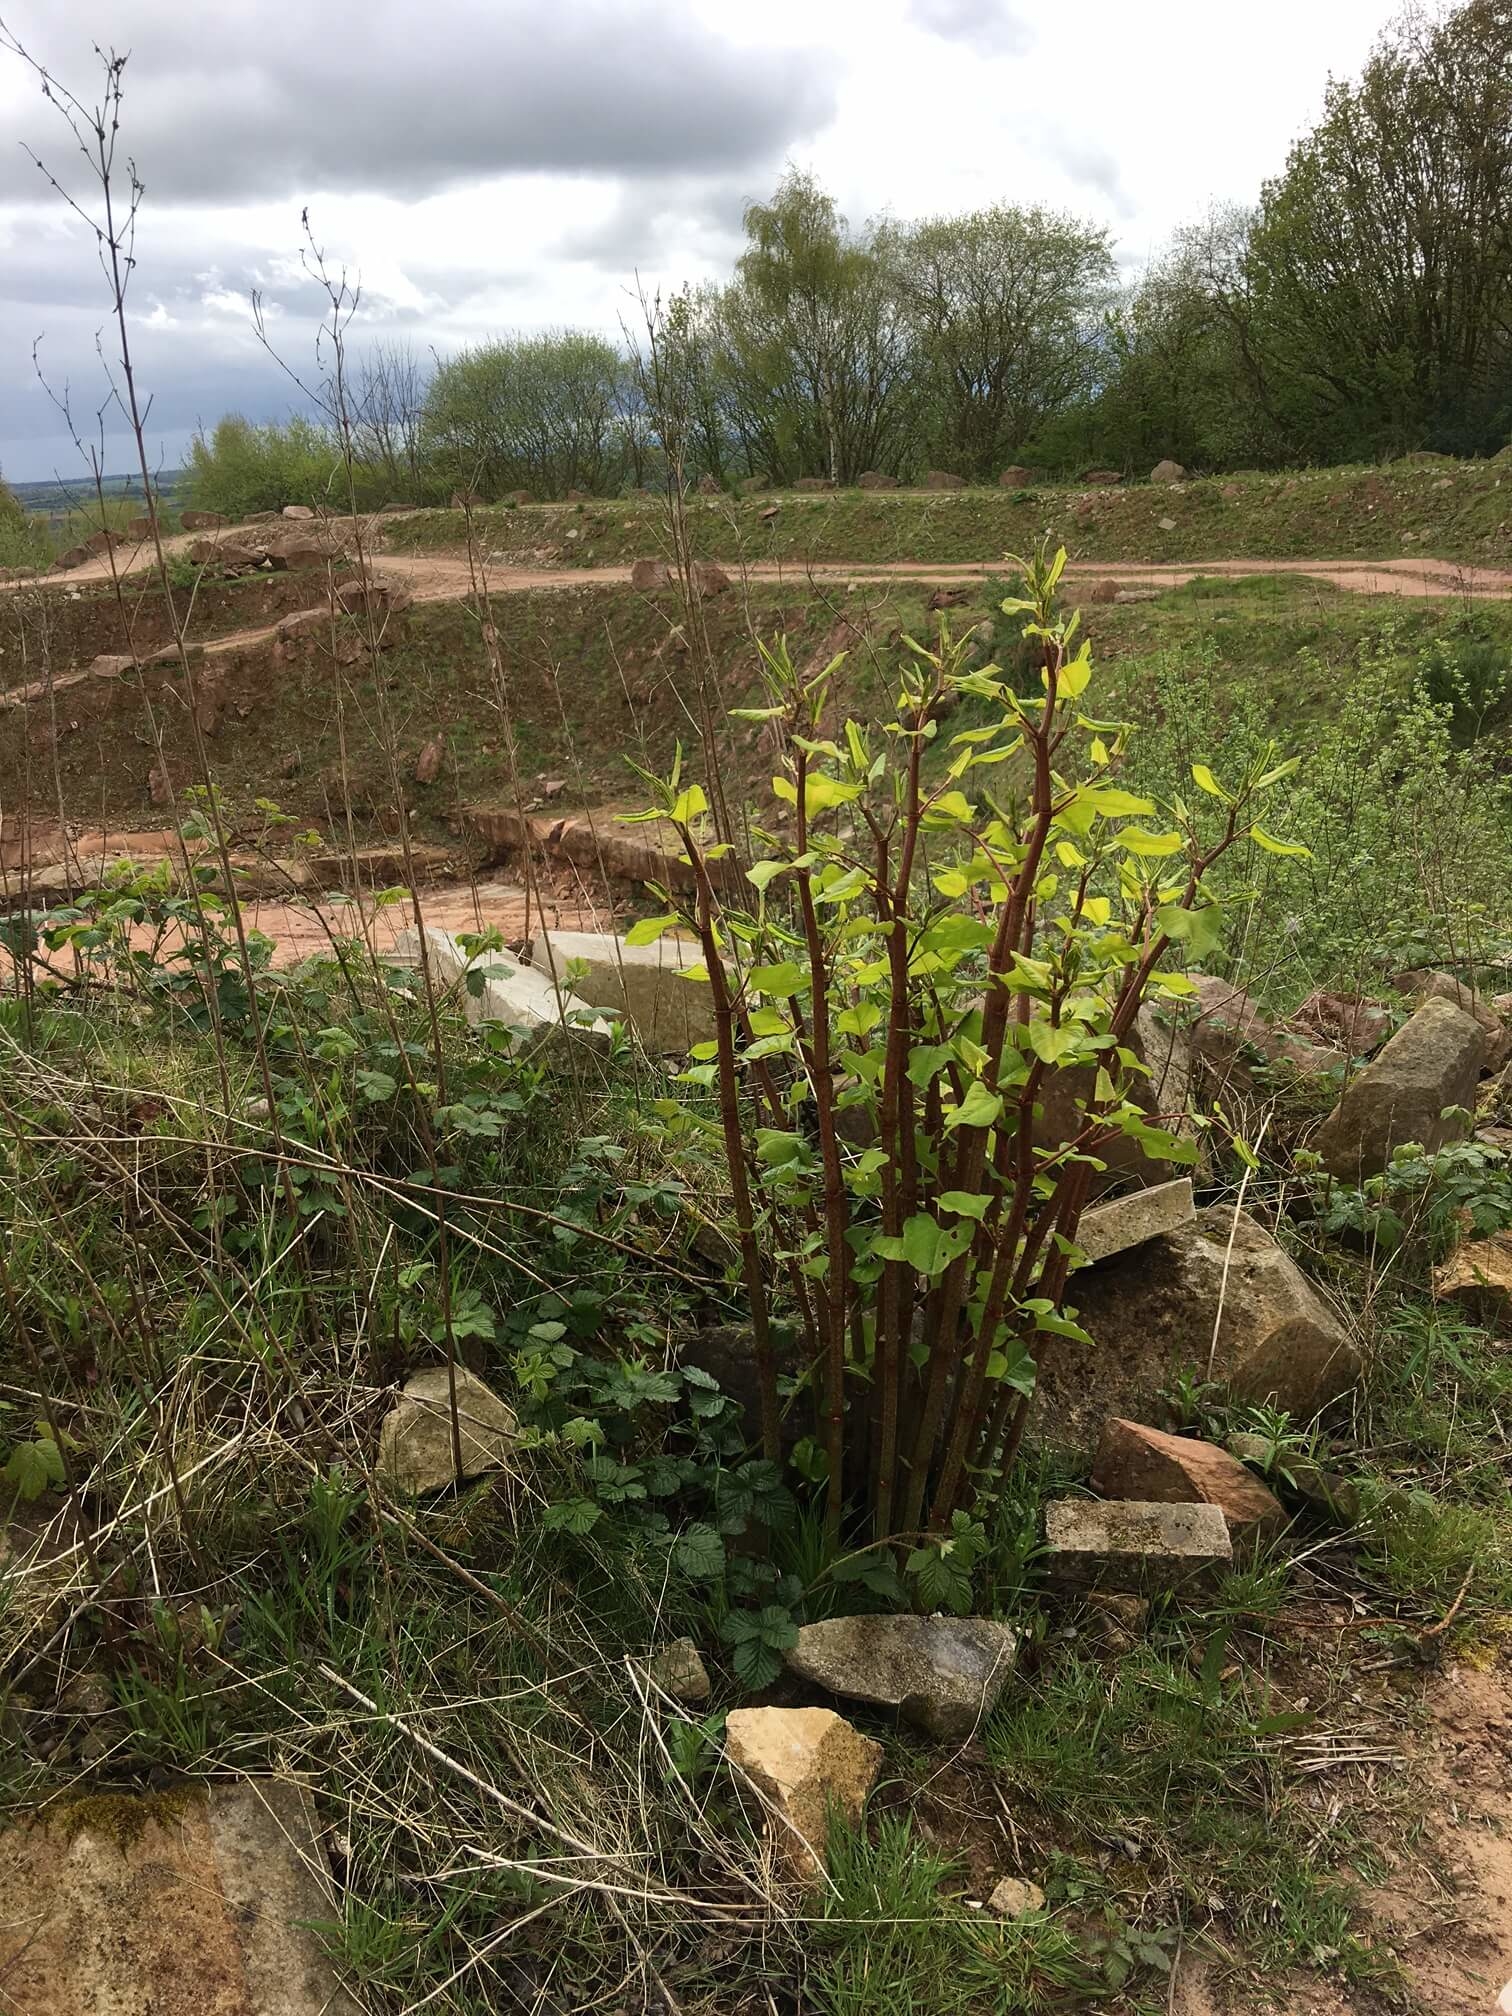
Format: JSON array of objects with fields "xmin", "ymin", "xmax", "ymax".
[{"xmin": 185, "ymin": 0, "xmax": 1512, "ymax": 513}]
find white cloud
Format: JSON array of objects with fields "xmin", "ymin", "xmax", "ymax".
[{"xmin": 0, "ymin": 0, "xmax": 1402, "ymax": 478}]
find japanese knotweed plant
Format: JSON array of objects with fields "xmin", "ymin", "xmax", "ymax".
[{"xmin": 625, "ymin": 546, "xmax": 1303, "ymax": 1552}]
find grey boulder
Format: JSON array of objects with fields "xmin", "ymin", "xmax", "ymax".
[
  {"xmin": 1036, "ymin": 1205, "xmax": 1360, "ymax": 1456},
  {"xmin": 1313, "ymin": 997, "xmax": 1487, "ymax": 1177},
  {"xmin": 784, "ymin": 1613, "xmax": 1018, "ymax": 1741}
]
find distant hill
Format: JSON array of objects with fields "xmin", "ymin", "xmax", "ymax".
[{"xmin": 10, "ymin": 470, "xmax": 185, "ymax": 522}]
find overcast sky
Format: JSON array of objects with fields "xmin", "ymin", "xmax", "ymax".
[{"xmin": 0, "ymin": 0, "xmax": 1402, "ymax": 484}]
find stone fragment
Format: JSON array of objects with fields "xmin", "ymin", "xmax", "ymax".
[
  {"xmin": 793, "ymin": 476, "xmax": 835, "ymax": 492},
  {"xmin": 504, "ymin": 489, "xmax": 534, "ymax": 505},
  {"xmin": 281, "ymin": 503, "xmax": 316, "ymax": 520},
  {"xmin": 999, "ymin": 465, "xmax": 1036, "ymax": 488},
  {"xmin": 86, "ymin": 653, "xmax": 136, "ymax": 681},
  {"xmin": 126, "ymin": 515, "xmax": 154, "ymax": 538},
  {"xmin": 1090, "ymin": 1418, "xmax": 1286, "ymax": 1550},
  {"xmin": 693, "ymin": 559, "xmax": 731, "ymax": 596},
  {"xmin": 1433, "ymin": 1229, "xmax": 1512, "ymax": 1321},
  {"xmin": 1289, "ymin": 990, "xmax": 1393, "ymax": 1055},
  {"xmin": 1075, "ymin": 1179, "xmax": 1194, "ymax": 1265},
  {"xmin": 1395, "ymin": 969, "xmax": 1512, "ymax": 1070},
  {"xmin": 1079, "ymin": 1591, "xmax": 1149, "ymax": 1653},
  {"xmin": 644, "ymin": 1638, "xmax": 711, "ymax": 1703},
  {"xmin": 924, "ymin": 469, "xmax": 966, "ymax": 489},
  {"xmin": 565, "ymin": 487, "xmax": 591, "ymax": 502},
  {"xmin": 414, "ymin": 733, "xmax": 446, "ymax": 786},
  {"xmin": 1038, "ymin": 1205, "xmax": 1360, "ymax": 1456},
  {"xmin": 1036, "ymin": 1003, "xmax": 1194, "ymax": 1194},
  {"xmin": 59, "ymin": 1673, "xmax": 117, "ymax": 1717},
  {"xmin": 1188, "ymin": 975, "xmax": 1339, "ymax": 1082},
  {"xmin": 697, "ymin": 473, "xmax": 721, "ymax": 495},
  {"xmin": 180, "ymin": 509, "xmax": 228, "ymax": 531},
  {"xmin": 1313, "ymin": 997, "xmax": 1488, "ymax": 1177},
  {"xmin": 784, "ymin": 1614, "xmax": 1018, "ymax": 1742},
  {"xmin": 724, "ymin": 1706, "xmax": 881, "ymax": 1881},
  {"xmin": 630, "ymin": 557, "xmax": 672, "ymax": 590},
  {"xmin": 1151, "ymin": 459, "xmax": 1186, "ymax": 482},
  {"xmin": 987, "ymin": 1876, "xmax": 1046, "ymax": 1917},
  {"xmin": 0, "ymin": 1778, "xmax": 358, "ymax": 2015},
  {"xmin": 857, "ymin": 470, "xmax": 899, "ymax": 489},
  {"xmin": 84, "ymin": 527, "xmax": 124, "ymax": 555},
  {"xmin": 1158, "ymin": 516, "xmax": 1178, "ymax": 531},
  {"xmin": 1082, "ymin": 468, "xmax": 1123, "ymax": 485},
  {"xmin": 393, "ymin": 926, "xmax": 610, "ymax": 1051},
  {"xmin": 1043, "ymin": 1498, "xmax": 1232, "ymax": 1592},
  {"xmin": 378, "ymin": 1365, "xmax": 517, "ymax": 1494},
  {"xmin": 54, "ymin": 545, "xmax": 90, "ymax": 570},
  {"xmin": 529, "ymin": 926, "xmax": 714, "ymax": 1053}
]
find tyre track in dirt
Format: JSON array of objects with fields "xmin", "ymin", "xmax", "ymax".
[{"xmin": 5, "ymin": 541, "xmax": 1509, "ymax": 714}]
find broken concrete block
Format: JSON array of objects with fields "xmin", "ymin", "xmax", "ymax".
[
  {"xmin": 1075, "ymin": 1179, "xmax": 1195, "ymax": 1266},
  {"xmin": 1313, "ymin": 997, "xmax": 1487, "ymax": 1177},
  {"xmin": 0, "ymin": 1778, "xmax": 358, "ymax": 2015},
  {"xmin": 1037, "ymin": 1205, "xmax": 1361, "ymax": 1457},
  {"xmin": 644, "ymin": 1637, "xmax": 711, "ymax": 1704},
  {"xmin": 783, "ymin": 1614, "xmax": 1018, "ymax": 1742},
  {"xmin": 1090, "ymin": 1418, "xmax": 1286, "ymax": 1551},
  {"xmin": 378, "ymin": 1365, "xmax": 517, "ymax": 1494},
  {"xmin": 1043, "ymin": 1498, "xmax": 1233, "ymax": 1593},
  {"xmin": 1433, "ymin": 1228, "xmax": 1512, "ymax": 1322},
  {"xmin": 393, "ymin": 926, "xmax": 611, "ymax": 1052},
  {"xmin": 529, "ymin": 926, "xmax": 715, "ymax": 1054},
  {"xmin": 987, "ymin": 1875, "xmax": 1046, "ymax": 1917},
  {"xmin": 724, "ymin": 1706, "xmax": 881, "ymax": 1882}
]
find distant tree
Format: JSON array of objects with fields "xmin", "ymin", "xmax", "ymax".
[
  {"xmin": 421, "ymin": 332, "xmax": 631, "ymax": 498},
  {"xmin": 1241, "ymin": 0, "xmax": 1512, "ymax": 459},
  {"xmin": 350, "ymin": 340, "xmax": 432, "ymax": 501},
  {"xmin": 898, "ymin": 205, "xmax": 1115, "ymax": 478},
  {"xmin": 719, "ymin": 170, "xmax": 918, "ymax": 483}
]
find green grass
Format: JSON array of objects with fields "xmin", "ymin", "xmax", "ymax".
[{"xmin": 380, "ymin": 457, "xmax": 1512, "ymax": 569}]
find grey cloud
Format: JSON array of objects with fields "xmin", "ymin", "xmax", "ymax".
[
  {"xmin": 1060, "ymin": 137, "xmax": 1137, "ymax": 219},
  {"xmin": 0, "ymin": 2, "xmax": 836, "ymax": 205},
  {"xmin": 557, "ymin": 173, "xmax": 753, "ymax": 271},
  {"xmin": 907, "ymin": 0, "xmax": 1033, "ymax": 56}
]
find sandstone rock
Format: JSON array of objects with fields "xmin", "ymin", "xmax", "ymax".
[
  {"xmin": 1081, "ymin": 577, "xmax": 1119, "ymax": 602},
  {"xmin": 1090, "ymin": 1419, "xmax": 1285, "ymax": 1550},
  {"xmin": 738, "ymin": 474, "xmax": 771, "ymax": 493},
  {"xmin": 1082, "ymin": 468, "xmax": 1123, "ymax": 485},
  {"xmin": 1313, "ymin": 997, "xmax": 1488, "ymax": 1177},
  {"xmin": 1151, "ymin": 460, "xmax": 1186, "ymax": 483},
  {"xmin": 529, "ymin": 926, "xmax": 715, "ymax": 1053},
  {"xmin": 1037, "ymin": 1205, "xmax": 1360, "ymax": 1455},
  {"xmin": 281, "ymin": 503, "xmax": 316, "ymax": 520},
  {"xmin": 999, "ymin": 465, "xmax": 1036, "ymax": 488},
  {"xmin": 0, "ymin": 1778, "xmax": 358, "ymax": 2015},
  {"xmin": 244, "ymin": 509, "xmax": 280, "ymax": 523},
  {"xmin": 1187, "ymin": 975, "xmax": 1340, "ymax": 1084},
  {"xmin": 565, "ymin": 487, "xmax": 591, "ymax": 502},
  {"xmin": 645, "ymin": 1637, "xmax": 711, "ymax": 1703},
  {"xmin": 857, "ymin": 470, "xmax": 899, "ymax": 489},
  {"xmin": 1158, "ymin": 516, "xmax": 1178, "ymax": 531},
  {"xmin": 924, "ymin": 469, "xmax": 966, "ymax": 489},
  {"xmin": 147, "ymin": 763, "xmax": 173, "ymax": 807},
  {"xmin": 987, "ymin": 1876, "xmax": 1045, "ymax": 1917},
  {"xmin": 784, "ymin": 1614, "xmax": 1018, "ymax": 1741},
  {"xmin": 1044, "ymin": 1498, "xmax": 1232, "ymax": 1592},
  {"xmin": 1079, "ymin": 1591, "xmax": 1149, "ymax": 1653},
  {"xmin": 1395, "ymin": 969, "xmax": 1512, "ymax": 1070},
  {"xmin": 1076, "ymin": 1179, "xmax": 1195, "ymax": 1265},
  {"xmin": 1290, "ymin": 990, "xmax": 1393, "ymax": 1055},
  {"xmin": 693, "ymin": 560, "xmax": 732, "ymax": 596},
  {"xmin": 696, "ymin": 473, "xmax": 721, "ymax": 495},
  {"xmin": 724, "ymin": 1706, "xmax": 881, "ymax": 1881},
  {"xmin": 503, "ymin": 489, "xmax": 534, "ymax": 505},
  {"xmin": 84, "ymin": 527, "xmax": 124, "ymax": 555},
  {"xmin": 86, "ymin": 653, "xmax": 136, "ymax": 681},
  {"xmin": 126, "ymin": 515, "xmax": 154, "ymax": 538},
  {"xmin": 793, "ymin": 476, "xmax": 836, "ymax": 492},
  {"xmin": 54, "ymin": 545, "xmax": 90, "ymax": 570},
  {"xmin": 414, "ymin": 734, "xmax": 446, "ymax": 786},
  {"xmin": 759, "ymin": 504, "xmax": 781, "ymax": 521},
  {"xmin": 393, "ymin": 925, "xmax": 611, "ymax": 1050},
  {"xmin": 378, "ymin": 1365, "xmax": 517, "ymax": 1494},
  {"xmin": 180, "ymin": 509, "xmax": 228, "ymax": 531},
  {"xmin": 1434, "ymin": 1229, "xmax": 1512, "ymax": 1321},
  {"xmin": 630, "ymin": 557, "xmax": 672, "ymax": 590}
]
